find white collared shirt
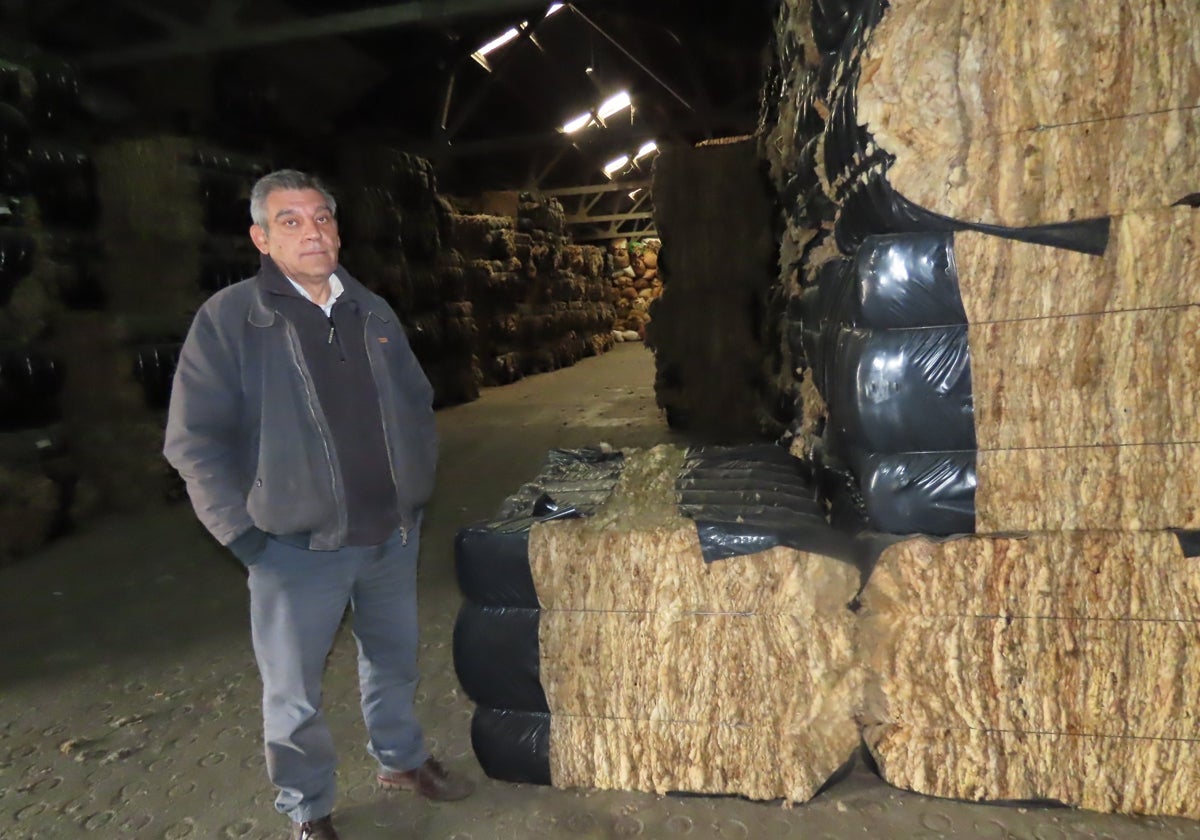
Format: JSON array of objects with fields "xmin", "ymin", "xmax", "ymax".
[{"xmin": 286, "ymin": 272, "xmax": 344, "ymax": 316}]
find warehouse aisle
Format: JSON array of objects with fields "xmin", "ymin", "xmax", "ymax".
[{"xmin": 1, "ymin": 342, "xmax": 1196, "ymax": 840}]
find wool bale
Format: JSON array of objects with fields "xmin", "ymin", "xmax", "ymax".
[
  {"xmin": 976, "ymin": 444, "xmax": 1200, "ymax": 531},
  {"xmin": 856, "ymin": 0, "xmax": 1200, "ymax": 227},
  {"xmin": 860, "ymin": 531, "xmax": 1200, "ymax": 818},
  {"xmin": 954, "ymin": 207, "xmax": 1200, "ymax": 321},
  {"xmin": 969, "ymin": 307, "xmax": 1200, "ymax": 450},
  {"xmin": 527, "ymin": 446, "xmax": 861, "ymax": 802}
]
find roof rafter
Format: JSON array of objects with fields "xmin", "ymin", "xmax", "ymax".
[{"xmin": 81, "ymin": 0, "xmax": 553, "ymax": 68}]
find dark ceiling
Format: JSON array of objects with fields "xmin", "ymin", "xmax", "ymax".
[{"xmin": 1, "ymin": 0, "xmax": 774, "ymax": 236}]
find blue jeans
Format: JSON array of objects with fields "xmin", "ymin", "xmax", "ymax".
[{"xmin": 246, "ymin": 527, "xmax": 427, "ymax": 822}]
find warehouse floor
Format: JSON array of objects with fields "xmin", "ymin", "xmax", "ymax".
[{"xmin": 2, "ymin": 341, "xmax": 1197, "ymax": 840}]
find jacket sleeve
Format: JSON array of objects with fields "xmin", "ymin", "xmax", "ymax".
[{"xmin": 163, "ymin": 303, "xmax": 254, "ymax": 546}]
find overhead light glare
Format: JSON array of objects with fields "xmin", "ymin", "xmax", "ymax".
[
  {"xmin": 628, "ymin": 188, "xmax": 644, "ymax": 200},
  {"xmin": 603, "ymin": 155, "xmax": 630, "ymax": 177},
  {"xmin": 546, "ymin": 3, "xmax": 565, "ymax": 15},
  {"xmin": 476, "ymin": 27, "xmax": 521, "ymax": 57},
  {"xmin": 561, "ymin": 112, "xmax": 592, "ymax": 133},
  {"xmin": 597, "ymin": 90, "xmax": 631, "ymax": 119},
  {"xmin": 634, "ymin": 140, "xmax": 658, "ymax": 159}
]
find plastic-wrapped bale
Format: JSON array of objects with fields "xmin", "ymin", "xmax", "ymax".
[
  {"xmin": 802, "ymin": 213, "xmax": 1200, "ymax": 534},
  {"xmin": 853, "ymin": 0, "xmax": 1199, "ymax": 231},
  {"xmin": 860, "ymin": 530, "xmax": 1200, "ymax": 818},
  {"xmin": 456, "ymin": 444, "xmax": 863, "ymax": 803}
]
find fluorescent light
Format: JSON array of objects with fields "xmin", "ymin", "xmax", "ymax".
[
  {"xmin": 628, "ymin": 188, "xmax": 643, "ymax": 199},
  {"xmin": 597, "ymin": 91, "xmax": 631, "ymax": 119},
  {"xmin": 603, "ymin": 155, "xmax": 630, "ymax": 177},
  {"xmin": 546, "ymin": 3, "xmax": 564, "ymax": 15},
  {"xmin": 477, "ymin": 27, "xmax": 520, "ymax": 57},
  {"xmin": 635, "ymin": 140, "xmax": 658, "ymax": 159},
  {"xmin": 561, "ymin": 112, "xmax": 592, "ymax": 133}
]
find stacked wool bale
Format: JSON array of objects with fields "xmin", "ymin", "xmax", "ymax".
[
  {"xmin": 445, "ymin": 210, "xmax": 532, "ymax": 386},
  {"xmin": 447, "ymin": 192, "xmax": 613, "ymax": 386},
  {"xmin": 607, "ymin": 237, "xmax": 662, "ymax": 340},
  {"xmin": 759, "ymin": 0, "xmax": 1200, "ymax": 817},
  {"xmin": 86, "ymin": 137, "xmax": 262, "ymax": 511},
  {"xmin": 514, "ymin": 191, "xmax": 614, "ymax": 373},
  {"xmin": 0, "ymin": 57, "xmax": 86, "ymax": 560},
  {"xmin": 646, "ymin": 139, "xmax": 786, "ymax": 440},
  {"xmin": 337, "ymin": 146, "xmax": 481, "ymax": 408},
  {"xmin": 454, "ymin": 444, "xmax": 862, "ymax": 802},
  {"xmin": 860, "ymin": 531, "xmax": 1200, "ymax": 819}
]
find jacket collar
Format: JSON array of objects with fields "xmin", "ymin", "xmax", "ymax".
[{"xmin": 248, "ymin": 255, "xmax": 392, "ymax": 327}]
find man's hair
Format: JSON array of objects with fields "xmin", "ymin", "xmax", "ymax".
[{"xmin": 249, "ymin": 169, "xmax": 338, "ymax": 228}]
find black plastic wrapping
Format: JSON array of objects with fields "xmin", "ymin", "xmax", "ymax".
[
  {"xmin": 453, "ymin": 602, "xmax": 547, "ymax": 713},
  {"xmin": 811, "ymin": 0, "xmax": 870, "ymax": 54},
  {"xmin": 0, "ymin": 230, "xmax": 35, "ymax": 307},
  {"xmin": 0, "ymin": 102, "xmax": 29, "ymax": 192},
  {"xmin": 132, "ymin": 343, "xmax": 182, "ymax": 410},
  {"xmin": 847, "ymin": 448, "xmax": 977, "ymax": 536},
  {"xmin": 852, "ymin": 233, "xmax": 965, "ymax": 328},
  {"xmin": 470, "ymin": 706, "xmax": 551, "ymax": 786},
  {"xmin": 820, "ymin": 2, "xmax": 889, "ymax": 182},
  {"xmin": 1174, "ymin": 531, "xmax": 1200, "ymax": 558},
  {"xmin": 455, "ymin": 447, "xmax": 626, "ymax": 608},
  {"xmin": 676, "ymin": 443, "xmax": 856, "ymax": 562},
  {"xmin": 835, "ymin": 166, "xmax": 1111, "ymax": 256},
  {"xmin": 495, "ymin": 447, "xmax": 624, "ymax": 519},
  {"xmin": 27, "ymin": 144, "xmax": 97, "ymax": 228},
  {"xmin": 454, "ymin": 524, "xmax": 539, "ymax": 608},
  {"xmin": 827, "ymin": 325, "xmax": 975, "ymax": 453},
  {"xmin": 0, "ymin": 349, "xmax": 65, "ymax": 430}
]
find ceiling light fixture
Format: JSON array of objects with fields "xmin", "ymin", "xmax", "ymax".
[
  {"xmin": 560, "ymin": 91, "xmax": 631, "ymax": 134},
  {"xmin": 561, "ymin": 112, "xmax": 592, "ymax": 133},
  {"xmin": 470, "ymin": 21, "xmax": 530, "ymax": 70},
  {"xmin": 603, "ymin": 155, "xmax": 630, "ymax": 178},
  {"xmin": 634, "ymin": 140, "xmax": 658, "ymax": 160},
  {"xmin": 597, "ymin": 90, "xmax": 631, "ymax": 120},
  {"xmin": 546, "ymin": 3, "xmax": 565, "ymax": 15}
]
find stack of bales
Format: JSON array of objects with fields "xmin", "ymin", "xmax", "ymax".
[
  {"xmin": 444, "ymin": 211, "xmax": 530, "ymax": 386},
  {"xmin": 607, "ymin": 237, "xmax": 661, "ymax": 340},
  {"xmin": 513, "ymin": 192, "xmax": 613, "ymax": 374},
  {"xmin": 646, "ymin": 138, "xmax": 786, "ymax": 441},
  {"xmin": 447, "ymin": 191, "xmax": 613, "ymax": 386},
  {"xmin": 86, "ymin": 137, "xmax": 263, "ymax": 512},
  {"xmin": 454, "ymin": 443, "xmax": 862, "ymax": 803},
  {"xmin": 0, "ymin": 57, "xmax": 87, "ymax": 560},
  {"xmin": 760, "ymin": 0, "xmax": 1200, "ymax": 817},
  {"xmin": 337, "ymin": 146, "xmax": 482, "ymax": 408}
]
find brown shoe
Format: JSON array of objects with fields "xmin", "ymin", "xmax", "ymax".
[
  {"xmin": 377, "ymin": 757, "xmax": 475, "ymax": 801},
  {"xmin": 292, "ymin": 815, "xmax": 339, "ymax": 840}
]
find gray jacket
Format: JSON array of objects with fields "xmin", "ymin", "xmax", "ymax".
[{"xmin": 163, "ymin": 262, "xmax": 437, "ymax": 551}]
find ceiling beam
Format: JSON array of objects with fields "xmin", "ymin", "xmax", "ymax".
[
  {"xmin": 422, "ymin": 109, "xmax": 753, "ymax": 157},
  {"xmin": 572, "ymin": 228, "xmax": 657, "ymax": 242},
  {"xmin": 540, "ymin": 179, "xmax": 650, "ymax": 197},
  {"xmin": 81, "ymin": 0, "xmax": 552, "ymax": 68},
  {"xmin": 564, "ymin": 211, "xmax": 652, "ymax": 224}
]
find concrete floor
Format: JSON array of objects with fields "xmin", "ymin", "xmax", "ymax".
[{"xmin": 2, "ymin": 342, "xmax": 1198, "ymax": 840}]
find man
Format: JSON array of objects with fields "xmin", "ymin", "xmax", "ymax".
[{"xmin": 165, "ymin": 169, "xmax": 473, "ymax": 840}]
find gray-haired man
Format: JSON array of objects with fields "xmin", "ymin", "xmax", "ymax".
[{"xmin": 165, "ymin": 169, "xmax": 473, "ymax": 840}]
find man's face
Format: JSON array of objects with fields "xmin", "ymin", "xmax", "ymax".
[{"xmin": 249, "ymin": 188, "xmax": 340, "ymax": 286}]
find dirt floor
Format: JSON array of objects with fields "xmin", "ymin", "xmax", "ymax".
[{"xmin": 2, "ymin": 342, "xmax": 1198, "ymax": 839}]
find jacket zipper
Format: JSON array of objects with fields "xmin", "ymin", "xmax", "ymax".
[{"xmin": 287, "ymin": 320, "xmax": 346, "ymax": 544}]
